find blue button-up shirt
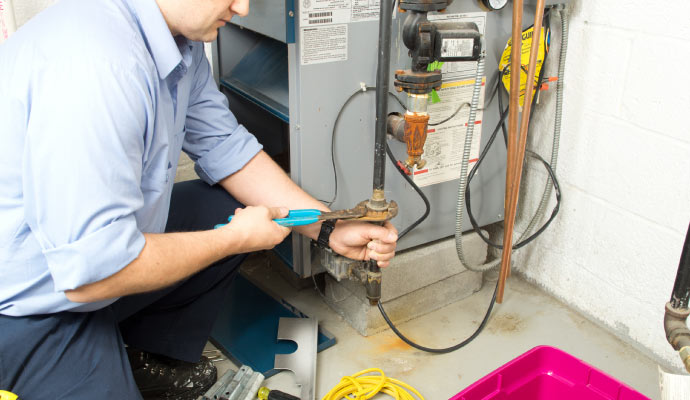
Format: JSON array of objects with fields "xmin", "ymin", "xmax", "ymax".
[{"xmin": 0, "ymin": 0, "xmax": 262, "ymax": 316}]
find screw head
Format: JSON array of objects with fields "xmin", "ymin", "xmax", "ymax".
[{"xmin": 289, "ymin": 10, "xmax": 294, "ymax": 17}]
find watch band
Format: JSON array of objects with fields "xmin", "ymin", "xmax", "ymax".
[{"xmin": 317, "ymin": 220, "xmax": 336, "ymax": 248}]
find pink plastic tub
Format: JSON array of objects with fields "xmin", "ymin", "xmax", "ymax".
[{"xmin": 450, "ymin": 346, "xmax": 649, "ymax": 400}]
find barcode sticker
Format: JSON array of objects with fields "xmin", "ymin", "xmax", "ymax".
[
  {"xmin": 308, "ymin": 11, "xmax": 332, "ymax": 19},
  {"xmin": 309, "ymin": 18, "xmax": 333, "ymax": 25}
]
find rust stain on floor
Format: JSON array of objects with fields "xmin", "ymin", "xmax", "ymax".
[
  {"xmin": 370, "ymin": 334, "xmax": 416, "ymax": 354},
  {"xmin": 487, "ymin": 313, "xmax": 524, "ymax": 334}
]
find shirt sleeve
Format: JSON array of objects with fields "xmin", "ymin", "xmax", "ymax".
[
  {"xmin": 23, "ymin": 58, "xmax": 150, "ymax": 293},
  {"xmin": 183, "ymin": 43, "xmax": 263, "ymax": 185}
]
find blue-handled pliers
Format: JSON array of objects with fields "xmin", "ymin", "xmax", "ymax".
[
  {"xmin": 214, "ymin": 207, "xmax": 366, "ymax": 229},
  {"xmin": 214, "ymin": 201, "xmax": 397, "ymax": 230}
]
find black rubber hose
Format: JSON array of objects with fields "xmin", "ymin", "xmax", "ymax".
[
  {"xmin": 385, "ymin": 142, "xmax": 430, "ymax": 240},
  {"xmin": 378, "ymin": 281, "xmax": 498, "ymax": 354}
]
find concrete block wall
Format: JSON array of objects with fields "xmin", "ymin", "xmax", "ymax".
[{"xmin": 512, "ymin": 1, "xmax": 690, "ymax": 371}]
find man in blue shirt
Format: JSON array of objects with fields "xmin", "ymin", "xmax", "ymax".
[{"xmin": 0, "ymin": 0, "xmax": 398, "ymax": 398}]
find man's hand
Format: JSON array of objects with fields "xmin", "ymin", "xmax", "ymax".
[
  {"xmin": 221, "ymin": 206, "xmax": 292, "ymax": 253},
  {"xmin": 328, "ymin": 221, "xmax": 398, "ymax": 268}
]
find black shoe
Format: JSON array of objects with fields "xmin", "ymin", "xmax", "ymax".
[{"xmin": 126, "ymin": 348, "xmax": 217, "ymax": 400}]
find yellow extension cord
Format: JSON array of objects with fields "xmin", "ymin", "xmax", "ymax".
[{"xmin": 322, "ymin": 368, "xmax": 424, "ymax": 400}]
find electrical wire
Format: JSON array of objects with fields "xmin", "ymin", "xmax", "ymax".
[
  {"xmin": 428, "ymin": 101, "xmax": 470, "ymax": 126},
  {"xmin": 466, "ymin": 9, "xmax": 563, "ymax": 250},
  {"xmin": 378, "ymin": 280, "xmax": 498, "ymax": 354},
  {"xmin": 465, "ymin": 112, "xmax": 562, "ymax": 249},
  {"xmin": 322, "ymin": 368, "xmax": 424, "ymax": 400},
  {"xmin": 386, "ymin": 142, "xmax": 431, "ymax": 240},
  {"xmin": 465, "ymin": 72, "xmax": 561, "ymax": 250},
  {"xmin": 324, "ymin": 87, "xmax": 405, "ymax": 206}
]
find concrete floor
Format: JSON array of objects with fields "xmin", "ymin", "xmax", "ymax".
[{"xmin": 208, "ymin": 253, "xmax": 661, "ymax": 399}]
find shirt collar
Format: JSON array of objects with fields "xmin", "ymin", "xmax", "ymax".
[{"xmin": 125, "ymin": 0, "xmax": 191, "ymax": 80}]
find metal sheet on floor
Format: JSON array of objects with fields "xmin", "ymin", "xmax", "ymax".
[{"xmin": 210, "ymin": 275, "xmax": 336, "ymax": 378}]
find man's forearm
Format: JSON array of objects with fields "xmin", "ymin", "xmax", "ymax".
[
  {"xmin": 219, "ymin": 151, "xmax": 328, "ymax": 240},
  {"xmin": 65, "ymin": 229, "xmax": 241, "ymax": 303}
]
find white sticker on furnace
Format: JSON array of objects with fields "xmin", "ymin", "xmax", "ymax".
[
  {"xmin": 300, "ymin": 24, "xmax": 348, "ymax": 65},
  {"xmin": 300, "ymin": 0, "xmax": 351, "ymax": 26},
  {"xmin": 351, "ymin": 0, "xmax": 381, "ymax": 22},
  {"xmin": 412, "ymin": 78, "xmax": 485, "ymax": 188},
  {"xmin": 300, "ymin": 0, "xmax": 384, "ymax": 25},
  {"xmin": 441, "ymin": 38, "xmax": 474, "ymax": 58}
]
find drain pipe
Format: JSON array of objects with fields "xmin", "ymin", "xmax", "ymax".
[
  {"xmin": 664, "ymin": 223, "xmax": 690, "ymax": 373},
  {"xmin": 364, "ymin": 0, "xmax": 394, "ymax": 305},
  {"xmin": 0, "ymin": 0, "xmax": 17, "ymax": 44}
]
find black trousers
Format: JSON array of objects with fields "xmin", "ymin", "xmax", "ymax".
[{"xmin": 0, "ymin": 180, "xmax": 246, "ymax": 399}]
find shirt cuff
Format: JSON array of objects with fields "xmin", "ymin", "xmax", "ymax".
[
  {"xmin": 43, "ymin": 214, "xmax": 146, "ymax": 292},
  {"xmin": 193, "ymin": 124, "xmax": 263, "ymax": 185}
]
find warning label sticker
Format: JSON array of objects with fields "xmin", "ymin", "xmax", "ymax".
[
  {"xmin": 412, "ymin": 11, "xmax": 487, "ymax": 187},
  {"xmin": 499, "ymin": 25, "xmax": 549, "ymax": 107},
  {"xmin": 301, "ymin": 24, "xmax": 348, "ymax": 65},
  {"xmin": 412, "ymin": 79, "xmax": 486, "ymax": 187}
]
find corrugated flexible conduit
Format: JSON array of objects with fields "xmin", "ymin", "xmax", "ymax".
[
  {"xmin": 455, "ymin": 7, "xmax": 568, "ymax": 272},
  {"xmin": 522, "ymin": 6, "xmax": 567, "ymax": 237}
]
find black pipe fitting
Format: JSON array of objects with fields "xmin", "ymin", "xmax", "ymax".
[
  {"xmin": 664, "ymin": 224, "xmax": 690, "ymax": 372},
  {"xmin": 365, "ymin": 260, "xmax": 382, "ymax": 305},
  {"xmin": 664, "ymin": 303, "xmax": 690, "ymax": 372}
]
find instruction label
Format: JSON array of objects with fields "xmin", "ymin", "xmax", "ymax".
[
  {"xmin": 351, "ymin": 0, "xmax": 381, "ymax": 22},
  {"xmin": 299, "ymin": 0, "xmax": 386, "ymax": 65},
  {"xmin": 300, "ymin": 24, "xmax": 348, "ymax": 65},
  {"xmin": 413, "ymin": 79, "xmax": 486, "ymax": 187},
  {"xmin": 413, "ymin": 12, "xmax": 487, "ymax": 187},
  {"xmin": 440, "ymin": 38, "xmax": 475, "ymax": 58}
]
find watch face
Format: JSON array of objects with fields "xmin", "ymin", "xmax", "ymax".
[{"xmin": 483, "ymin": 0, "xmax": 508, "ymax": 10}]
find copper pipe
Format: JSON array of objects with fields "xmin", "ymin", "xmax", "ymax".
[
  {"xmin": 498, "ymin": 0, "xmax": 546, "ymax": 303},
  {"xmin": 497, "ymin": 0, "xmax": 524, "ymax": 303}
]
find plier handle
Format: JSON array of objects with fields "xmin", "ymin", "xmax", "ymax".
[{"xmin": 214, "ymin": 209, "xmax": 341, "ymax": 229}]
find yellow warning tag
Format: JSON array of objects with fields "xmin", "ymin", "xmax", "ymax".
[{"xmin": 498, "ymin": 25, "xmax": 549, "ymax": 107}]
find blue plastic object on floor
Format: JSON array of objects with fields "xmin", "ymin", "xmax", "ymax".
[{"xmin": 210, "ymin": 274, "xmax": 336, "ymax": 378}]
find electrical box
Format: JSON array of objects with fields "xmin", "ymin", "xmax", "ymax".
[{"xmin": 213, "ymin": 1, "xmax": 556, "ymax": 276}]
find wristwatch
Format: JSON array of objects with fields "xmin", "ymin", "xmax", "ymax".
[{"xmin": 316, "ymin": 220, "xmax": 336, "ymax": 249}]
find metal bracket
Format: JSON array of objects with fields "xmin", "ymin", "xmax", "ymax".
[{"xmin": 274, "ymin": 318, "xmax": 318, "ymax": 400}]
